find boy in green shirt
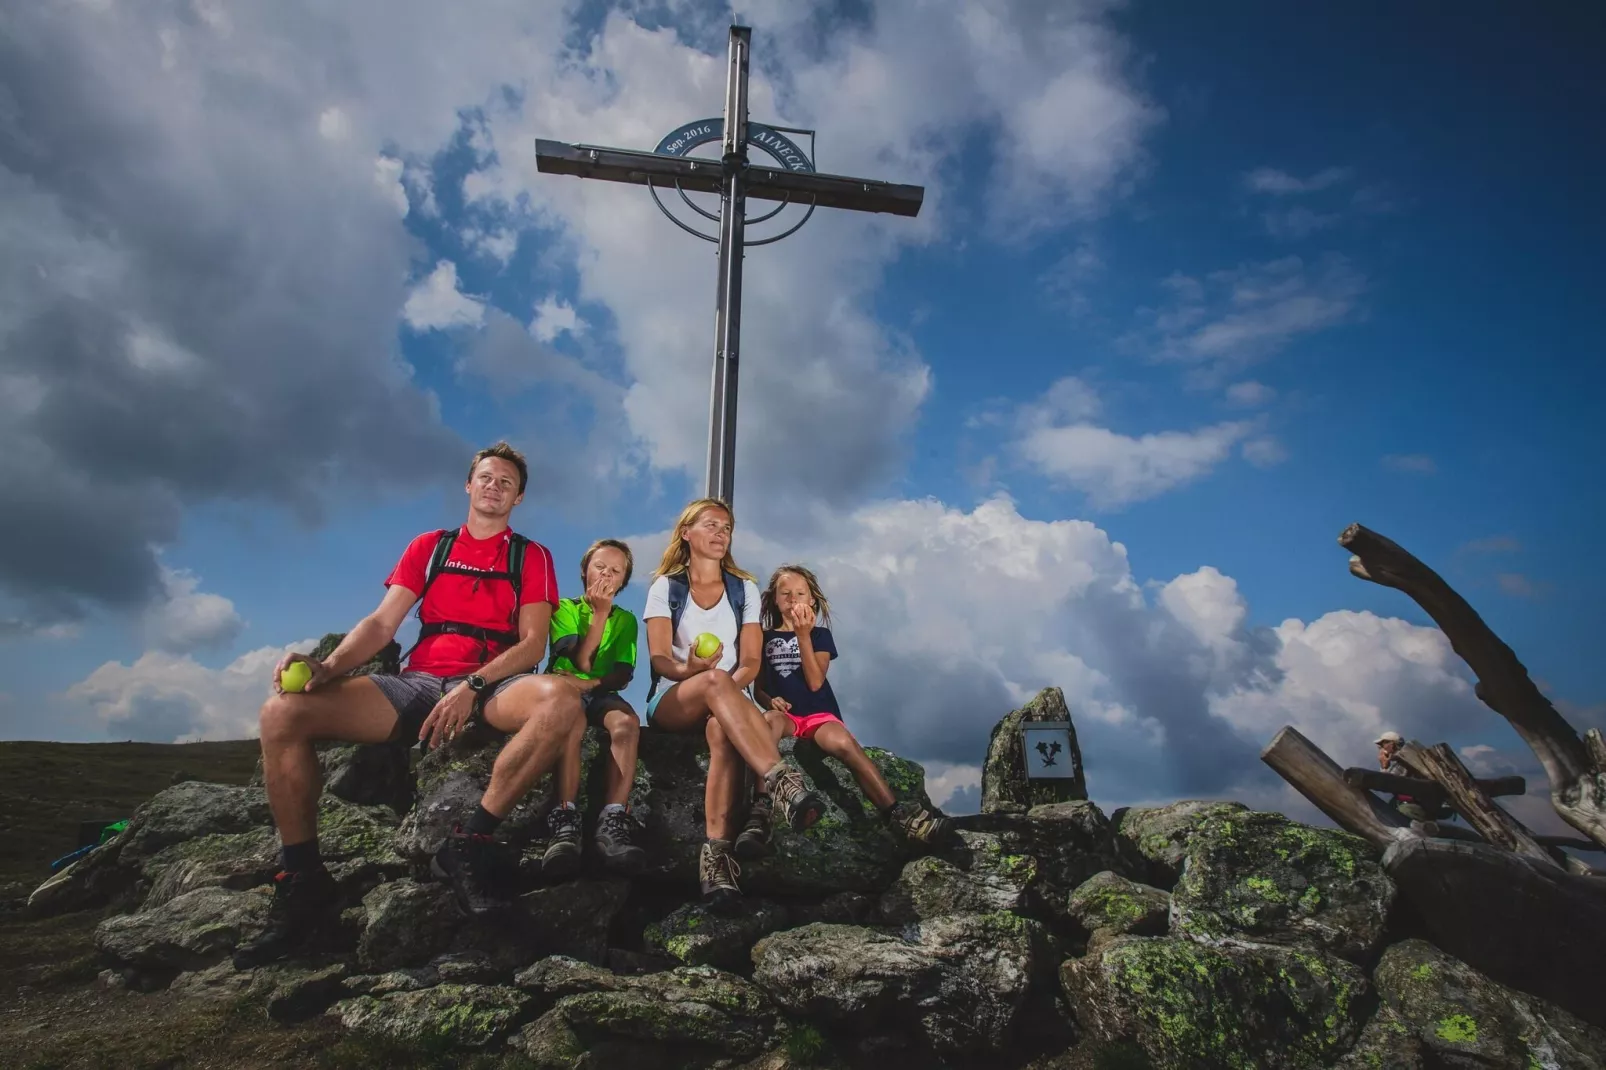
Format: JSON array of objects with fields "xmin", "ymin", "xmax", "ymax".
[{"xmin": 542, "ymin": 539, "xmax": 645, "ymax": 876}]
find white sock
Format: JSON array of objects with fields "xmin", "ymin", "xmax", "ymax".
[
  {"xmin": 602, "ymin": 802, "xmax": 627, "ymax": 815},
  {"xmin": 557, "ymin": 800, "xmax": 576, "ymax": 811}
]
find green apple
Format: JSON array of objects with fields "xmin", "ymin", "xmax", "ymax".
[
  {"xmin": 280, "ymin": 660, "xmax": 313, "ymax": 693},
  {"xmin": 693, "ymin": 632, "xmax": 721, "ymax": 659}
]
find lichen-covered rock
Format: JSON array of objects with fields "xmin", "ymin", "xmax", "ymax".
[
  {"xmin": 1170, "ymin": 809, "xmax": 1394, "ymax": 964},
  {"xmin": 517, "ymin": 878, "xmax": 630, "ymax": 965},
  {"xmin": 394, "ymin": 728, "xmax": 556, "ymax": 862},
  {"xmin": 980, "ymin": 687, "xmax": 1087, "ymax": 813},
  {"xmin": 95, "ymin": 885, "xmax": 270, "ymax": 971},
  {"xmin": 265, "ymin": 961, "xmax": 350, "ymax": 1022},
  {"xmin": 139, "ymin": 827, "xmax": 280, "ymax": 910},
  {"xmin": 1110, "ymin": 800, "xmax": 1250, "ymax": 888},
  {"xmin": 879, "ymin": 833, "xmax": 1036, "ymax": 924},
  {"xmin": 357, "ymin": 879, "xmax": 459, "ymax": 972},
  {"xmin": 950, "ymin": 801, "xmax": 1130, "ymax": 922},
  {"xmin": 1062, "ymin": 935, "xmax": 1370, "ymax": 1070},
  {"xmin": 1373, "ymin": 939, "xmax": 1606, "ymax": 1069},
  {"xmin": 514, "ymin": 963, "xmax": 781, "ymax": 1060},
  {"xmin": 790, "ymin": 891, "xmax": 881, "ymax": 927},
  {"xmin": 643, "ymin": 898, "xmax": 791, "ymax": 970},
  {"xmin": 1332, "ymin": 1005, "xmax": 1426, "ymax": 1070},
  {"xmin": 319, "ymin": 743, "xmax": 414, "ymax": 813},
  {"xmin": 341, "ymin": 967, "xmax": 439, "ymax": 997},
  {"xmin": 752, "ymin": 914, "xmax": 1049, "ymax": 1059},
  {"xmin": 329, "ymin": 982, "xmax": 533, "ymax": 1050},
  {"xmin": 1067, "ymin": 871, "xmax": 1170, "ymax": 944}
]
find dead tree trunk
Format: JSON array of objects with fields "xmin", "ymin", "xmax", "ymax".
[
  {"xmin": 1339, "ymin": 523, "xmax": 1606, "ymax": 849},
  {"xmin": 1398, "ymin": 741, "xmax": 1559, "ymax": 867},
  {"xmin": 1260, "ymin": 726, "xmax": 1411, "ymax": 849}
]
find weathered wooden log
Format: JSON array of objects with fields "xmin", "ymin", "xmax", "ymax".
[
  {"xmin": 1342, "ymin": 767, "xmax": 1525, "ymax": 804},
  {"xmin": 1260, "ymin": 726, "xmax": 1411, "ymax": 850},
  {"xmin": 1399, "ymin": 741, "xmax": 1559, "ymax": 867},
  {"xmin": 1383, "ymin": 835, "xmax": 1606, "ymax": 1028},
  {"xmin": 1537, "ymin": 834, "xmax": 1606, "ymax": 853},
  {"xmin": 1339, "ymin": 523, "xmax": 1606, "ymax": 850}
]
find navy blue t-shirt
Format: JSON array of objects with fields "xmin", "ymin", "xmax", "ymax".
[{"xmin": 759, "ymin": 626, "xmax": 841, "ymax": 718}]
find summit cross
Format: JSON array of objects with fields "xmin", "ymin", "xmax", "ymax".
[{"xmin": 534, "ymin": 24, "xmax": 925, "ymax": 508}]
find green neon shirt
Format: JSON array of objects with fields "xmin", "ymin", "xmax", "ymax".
[{"xmin": 548, "ymin": 598, "xmax": 638, "ymax": 682}]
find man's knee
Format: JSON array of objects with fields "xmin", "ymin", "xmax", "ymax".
[{"xmin": 259, "ymin": 694, "xmax": 307, "ymax": 743}]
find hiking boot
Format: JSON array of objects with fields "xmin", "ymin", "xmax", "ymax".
[
  {"xmin": 593, "ymin": 807, "xmax": 646, "ymax": 875},
  {"xmin": 699, "ymin": 839, "xmax": 742, "ymax": 911},
  {"xmin": 431, "ymin": 824, "xmax": 511, "ymax": 917},
  {"xmin": 541, "ymin": 805, "xmax": 583, "ymax": 879},
  {"xmin": 733, "ymin": 793, "xmax": 774, "ymax": 860},
  {"xmin": 231, "ymin": 866, "xmax": 338, "ymax": 968},
  {"xmin": 764, "ymin": 764, "xmax": 825, "ymax": 831},
  {"xmin": 888, "ymin": 800, "xmax": 952, "ymax": 846}
]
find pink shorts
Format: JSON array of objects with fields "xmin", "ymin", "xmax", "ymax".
[{"xmin": 788, "ymin": 712, "xmax": 841, "ymax": 741}]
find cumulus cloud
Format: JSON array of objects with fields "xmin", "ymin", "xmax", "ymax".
[
  {"xmin": 1225, "ymin": 380, "xmax": 1276, "ymax": 407},
  {"xmin": 1240, "ymin": 435, "xmax": 1289, "ymax": 468},
  {"xmin": 402, "ymin": 260, "xmax": 486, "ymax": 331},
  {"xmin": 140, "ymin": 569, "xmax": 244, "ymax": 654},
  {"xmin": 67, "ymin": 639, "xmax": 314, "ymax": 742}
]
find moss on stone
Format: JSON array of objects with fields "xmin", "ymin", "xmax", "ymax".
[{"xmin": 1435, "ymin": 1015, "xmax": 1478, "ymax": 1044}]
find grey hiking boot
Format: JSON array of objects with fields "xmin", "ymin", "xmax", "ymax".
[
  {"xmin": 734, "ymin": 792, "xmax": 774, "ymax": 860},
  {"xmin": 593, "ymin": 806, "xmax": 646, "ymax": 875},
  {"xmin": 888, "ymin": 800, "xmax": 952, "ymax": 846},
  {"xmin": 231, "ymin": 866, "xmax": 339, "ymax": 968},
  {"xmin": 542, "ymin": 805, "xmax": 582, "ymax": 879},
  {"xmin": 764, "ymin": 763, "xmax": 825, "ymax": 831},
  {"xmin": 699, "ymin": 838, "xmax": 742, "ymax": 911}
]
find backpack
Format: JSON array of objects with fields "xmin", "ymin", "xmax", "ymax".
[
  {"xmin": 401, "ymin": 528, "xmax": 529, "ymax": 666},
  {"xmin": 645, "ymin": 570, "xmax": 747, "ymax": 700}
]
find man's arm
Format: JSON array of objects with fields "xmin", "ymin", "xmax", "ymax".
[
  {"xmin": 317, "ymin": 584, "xmax": 420, "ymax": 677},
  {"xmin": 474, "ymin": 601, "xmax": 555, "ymax": 685}
]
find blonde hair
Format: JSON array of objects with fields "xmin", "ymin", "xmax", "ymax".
[
  {"xmin": 580, "ymin": 538, "xmax": 634, "ymax": 589},
  {"xmin": 762, "ymin": 564, "xmax": 832, "ymax": 630},
  {"xmin": 653, "ymin": 498, "xmax": 756, "ymax": 582}
]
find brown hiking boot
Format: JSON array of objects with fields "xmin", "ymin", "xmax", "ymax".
[
  {"xmin": 698, "ymin": 838, "xmax": 742, "ymax": 910},
  {"xmin": 734, "ymin": 793, "xmax": 774, "ymax": 860},
  {"xmin": 888, "ymin": 800, "xmax": 952, "ymax": 845},
  {"xmin": 764, "ymin": 764, "xmax": 824, "ymax": 831}
]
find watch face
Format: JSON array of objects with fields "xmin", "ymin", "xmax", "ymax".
[{"xmin": 468, "ymin": 674, "xmax": 486, "ymax": 691}]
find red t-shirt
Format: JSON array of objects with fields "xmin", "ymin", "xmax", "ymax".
[{"xmin": 386, "ymin": 526, "xmax": 559, "ymax": 677}]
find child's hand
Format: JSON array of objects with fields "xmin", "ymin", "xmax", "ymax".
[
  {"xmin": 787, "ymin": 602, "xmax": 816, "ymax": 633},
  {"xmin": 583, "ymin": 576, "xmax": 617, "ymax": 614},
  {"xmin": 769, "ymin": 696, "xmax": 792, "ymax": 713},
  {"xmin": 687, "ymin": 641, "xmax": 723, "ymax": 675}
]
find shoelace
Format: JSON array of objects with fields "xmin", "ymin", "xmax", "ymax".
[
  {"xmin": 701, "ymin": 847, "xmax": 741, "ymax": 887},
  {"xmin": 548, "ymin": 808, "xmax": 581, "ymax": 838},
  {"xmin": 601, "ymin": 809, "xmax": 634, "ymax": 841}
]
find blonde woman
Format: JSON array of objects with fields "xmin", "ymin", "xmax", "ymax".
[{"xmin": 643, "ymin": 498, "xmax": 824, "ymax": 908}]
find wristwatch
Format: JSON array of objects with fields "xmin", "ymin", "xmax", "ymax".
[{"xmin": 466, "ymin": 673, "xmax": 488, "ymax": 693}]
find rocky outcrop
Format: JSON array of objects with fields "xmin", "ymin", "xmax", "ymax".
[
  {"xmin": 1110, "ymin": 799, "xmax": 1251, "ymax": 888},
  {"xmin": 96, "ymin": 886, "xmax": 270, "ymax": 973},
  {"xmin": 1066, "ymin": 871, "xmax": 1170, "ymax": 946},
  {"xmin": 980, "ymin": 687, "xmax": 1086, "ymax": 813},
  {"xmin": 331, "ymin": 982, "xmax": 533, "ymax": 1049},
  {"xmin": 644, "ymin": 898, "xmax": 791, "ymax": 970}
]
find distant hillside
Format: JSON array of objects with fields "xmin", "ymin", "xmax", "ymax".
[{"xmin": 0, "ymin": 739, "xmax": 260, "ymax": 903}]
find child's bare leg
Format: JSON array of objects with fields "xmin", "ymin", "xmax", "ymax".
[
  {"xmin": 598, "ymin": 703, "xmax": 641, "ymax": 807},
  {"xmin": 809, "ymin": 721, "xmax": 895, "ymax": 810}
]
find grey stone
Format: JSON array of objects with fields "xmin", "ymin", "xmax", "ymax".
[
  {"xmin": 1066, "ymin": 871, "xmax": 1170, "ymax": 944},
  {"xmin": 329, "ymin": 982, "xmax": 533, "ymax": 1050},
  {"xmin": 980, "ymin": 687, "xmax": 1086, "ymax": 813},
  {"xmin": 643, "ymin": 897, "xmax": 791, "ymax": 970},
  {"xmin": 95, "ymin": 886, "xmax": 270, "ymax": 971},
  {"xmin": 879, "ymin": 832, "xmax": 1036, "ymax": 924},
  {"xmin": 1110, "ymin": 800, "xmax": 1251, "ymax": 888}
]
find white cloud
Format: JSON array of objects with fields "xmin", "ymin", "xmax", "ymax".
[
  {"xmin": 1382, "ymin": 453, "xmax": 1437, "ymax": 475},
  {"xmin": 1240, "ymin": 435, "xmax": 1288, "ymax": 468},
  {"xmin": 318, "ymin": 106, "xmax": 353, "ymax": 142},
  {"xmin": 1015, "ymin": 378, "xmax": 1255, "ymax": 507},
  {"xmin": 1496, "ymin": 573, "xmax": 1542, "ymax": 599},
  {"xmin": 922, "ymin": 761, "xmax": 982, "ymax": 811},
  {"xmin": 1041, "ymin": 240, "xmax": 1103, "ymax": 314},
  {"xmin": 530, "ymin": 296, "xmax": 584, "ymax": 344},
  {"xmin": 402, "ymin": 260, "xmax": 485, "ymax": 331},
  {"xmin": 373, "ymin": 155, "xmax": 410, "ymax": 216},
  {"xmin": 141, "ymin": 568, "xmax": 244, "ymax": 654},
  {"xmin": 1225, "ymin": 380, "xmax": 1275, "ymax": 407},
  {"xmin": 1243, "ymin": 167, "xmax": 1353, "ymax": 195},
  {"xmin": 1143, "ymin": 255, "xmax": 1365, "ymax": 382},
  {"xmin": 66, "ymin": 639, "xmax": 314, "ymax": 742}
]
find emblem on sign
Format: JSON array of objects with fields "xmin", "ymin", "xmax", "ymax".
[{"xmin": 1022, "ymin": 723, "xmax": 1076, "ymax": 780}]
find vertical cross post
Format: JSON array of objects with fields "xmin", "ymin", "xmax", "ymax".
[{"xmin": 707, "ymin": 25, "xmax": 750, "ymax": 506}]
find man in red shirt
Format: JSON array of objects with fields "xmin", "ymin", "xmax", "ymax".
[{"xmin": 234, "ymin": 442, "xmax": 582, "ymax": 968}]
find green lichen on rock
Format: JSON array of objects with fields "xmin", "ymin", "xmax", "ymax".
[
  {"xmin": 1170, "ymin": 810, "xmax": 1393, "ymax": 963},
  {"xmin": 1373, "ymin": 939, "xmax": 1606, "ymax": 1068},
  {"xmin": 1111, "ymin": 801, "xmax": 1251, "ymax": 888},
  {"xmin": 329, "ymin": 982, "xmax": 532, "ymax": 1050},
  {"xmin": 541, "ymin": 965, "xmax": 780, "ymax": 1057},
  {"xmin": 1331, "ymin": 1005, "xmax": 1426, "ymax": 1070},
  {"xmin": 1068, "ymin": 871, "xmax": 1171, "ymax": 944},
  {"xmin": 879, "ymin": 831, "xmax": 1037, "ymax": 924},
  {"xmin": 95, "ymin": 885, "xmax": 271, "ymax": 971},
  {"xmin": 642, "ymin": 898, "xmax": 790, "ymax": 971},
  {"xmin": 1061, "ymin": 935, "xmax": 1370, "ymax": 1069}
]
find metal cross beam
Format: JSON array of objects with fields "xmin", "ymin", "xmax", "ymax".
[{"xmin": 534, "ymin": 24, "xmax": 925, "ymax": 508}]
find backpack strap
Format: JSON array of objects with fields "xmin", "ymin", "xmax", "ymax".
[
  {"xmin": 722, "ymin": 570, "xmax": 746, "ymax": 626},
  {"xmin": 647, "ymin": 571, "xmax": 746, "ymax": 701},
  {"xmin": 403, "ymin": 528, "xmax": 527, "ymax": 666}
]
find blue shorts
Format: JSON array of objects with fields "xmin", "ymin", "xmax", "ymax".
[{"xmin": 644, "ymin": 685, "xmax": 671, "ymax": 725}]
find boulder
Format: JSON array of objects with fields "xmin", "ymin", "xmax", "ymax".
[
  {"xmin": 95, "ymin": 885, "xmax": 270, "ymax": 972},
  {"xmin": 643, "ymin": 897, "xmax": 791, "ymax": 971},
  {"xmin": 1333, "ymin": 1005, "xmax": 1427, "ymax": 1070},
  {"xmin": 1110, "ymin": 800, "xmax": 1251, "ymax": 888},
  {"xmin": 980, "ymin": 687, "xmax": 1086, "ymax": 813},
  {"xmin": 357, "ymin": 879, "xmax": 460, "ymax": 972},
  {"xmin": 394, "ymin": 726, "xmax": 557, "ymax": 864},
  {"xmin": 752, "ymin": 914, "xmax": 1050, "ymax": 1060},
  {"xmin": 878, "ymin": 833, "xmax": 1035, "ymax": 924},
  {"xmin": 516, "ymin": 877, "xmax": 630, "ymax": 965},
  {"xmin": 513, "ymin": 961, "xmax": 781, "ymax": 1062},
  {"xmin": 951, "ymin": 801, "xmax": 1131, "ymax": 921},
  {"xmin": 1066, "ymin": 871, "xmax": 1170, "ymax": 945},
  {"xmin": 319, "ymin": 743, "xmax": 415, "ymax": 814},
  {"xmin": 1169, "ymin": 809, "xmax": 1395, "ymax": 964},
  {"xmin": 329, "ymin": 982, "xmax": 533, "ymax": 1050},
  {"xmin": 1373, "ymin": 939, "xmax": 1606, "ymax": 1069},
  {"xmin": 1062, "ymin": 935, "xmax": 1371, "ymax": 1070}
]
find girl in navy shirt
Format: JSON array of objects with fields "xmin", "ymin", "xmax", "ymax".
[{"xmin": 739, "ymin": 564, "xmax": 952, "ymax": 857}]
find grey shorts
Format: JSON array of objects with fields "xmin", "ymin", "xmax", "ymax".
[
  {"xmin": 370, "ymin": 671, "xmax": 533, "ymax": 741},
  {"xmin": 580, "ymin": 689, "xmax": 637, "ymax": 729}
]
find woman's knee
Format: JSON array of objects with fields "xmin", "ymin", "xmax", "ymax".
[{"xmin": 705, "ymin": 715, "xmax": 727, "ymax": 748}]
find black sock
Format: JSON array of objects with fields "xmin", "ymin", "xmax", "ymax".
[
  {"xmin": 281, "ymin": 838, "xmax": 320, "ymax": 873},
  {"xmin": 467, "ymin": 804, "xmax": 503, "ymax": 836}
]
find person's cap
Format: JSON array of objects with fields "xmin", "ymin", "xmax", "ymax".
[{"xmin": 1373, "ymin": 730, "xmax": 1403, "ymax": 745}]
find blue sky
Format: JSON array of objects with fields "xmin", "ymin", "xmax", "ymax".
[{"xmin": 2, "ymin": 1, "xmax": 1601, "ymax": 819}]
